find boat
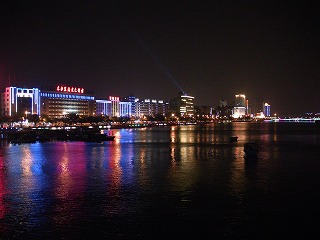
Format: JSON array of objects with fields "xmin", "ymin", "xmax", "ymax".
[
  {"xmin": 230, "ymin": 136, "xmax": 238, "ymax": 142},
  {"xmin": 244, "ymin": 142, "xmax": 258, "ymax": 157}
]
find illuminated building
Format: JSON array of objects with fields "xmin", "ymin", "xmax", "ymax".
[
  {"xmin": 96, "ymin": 100, "xmax": 112, "ymax": 116},
  {"xmin": 96, "ymin": 100, "xmax": 111, "ymax": 116},
  {"xmin": 263, "ymin": 103, "xmax": 271, "ymax": 117},
  {"xmin": 124, "ymin": 94, "xmax": 136, "ymax": 116},
  {"xmin": 235, "ymin": 94, "xmax": 246, "ymax": 107},
  {"xmin": 135, "ymin": 99, "xmax": 168, "ymax": 117},
  {"xmin": 180, "ymin": 94, "xmax": 194, "ymax": 117},
  {"xmin": 169, "ymin": 93, "xmax": 194, "ymax": 117},
  {"xmin": 246, "ymin": 99, "xmax": 249, "ymax": 114},
  {"xmin": 233, "ymin": 94, "xmax": 247, "ymax": 118},
  {"xmin": 1, "ymin": 87, "xmax": 40, "ymax": 117},
  {"xmin": 96, "ymin": 96, "xmax": 132, "ymax": 117},
  {"xmin": 110, "ymin": 96, "xmax": 120, "ymax": 117},
  {"xmin": 40, "ymin": 85, "xmax": 95, "ymax": 118},
  {"xmin": 119, "ymin": 102, "xmax": 132, "ymax": 117},
  {"xmin": 232, "ymin": 107, "xmax": 246, "ymax": 118},
  {"xmin": 136, "ymin": 99, "xmax": 151, "ymax": 117}
]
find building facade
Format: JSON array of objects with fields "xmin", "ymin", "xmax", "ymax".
[
  {"xmin": 1, "ymin": 87, "xmax": 41, "ymax": 117},
  {"xmin": 119, "ymin": 102, "xmax": 132, "ymax": 117},
  {"xmin": 180, "ymin": 94, "xmax": 194, "ymax": 117},
  {"xmin": 263, "ymin": 103, "xmax": 271, "ymax": 117},
  {"xmin": 96, "ymin": 96, "xmax": 132, "ymax": 117},
  {"xmin": 96, "ymin": 100, "xmax": 112, "ymax": 116},
  {"xmin": 124, "ymin": 94, "xmax": 136, "ymax": 117},
  {"xmin": 169, "ymin": 93, "xmax": 194, "ymax": 117},
  {"xmin": 235, "ymin": 94, "xmax": 246, "ymax": 107},
  {"xmin": 135, "ymin": 99, "xmax": 168, "ymax": 117},
  {"xmin": 233, "ymin": 94, "xmax": 247, "ymax": 118},
  {"xmin": 40, "ymin": 85, "xmax": 95, "ymax": 118}
]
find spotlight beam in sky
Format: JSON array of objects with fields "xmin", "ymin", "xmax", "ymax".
[{"xmin": 119, "ymin": 15, "xmax": 186, "ymax": 94}]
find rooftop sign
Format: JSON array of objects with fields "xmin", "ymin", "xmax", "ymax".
[{"xmin": 56, "ymin": 85, "xmax": 84, "ymax": 94}]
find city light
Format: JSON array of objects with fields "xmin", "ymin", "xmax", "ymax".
[{"xmin": 56, "ymin": 85, "xmax": 84, "ymax": 93}]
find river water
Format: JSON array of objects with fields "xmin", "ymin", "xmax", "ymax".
[{"xmin": 0, "ymin": 122, "xmax": 319, "ymax": 239}]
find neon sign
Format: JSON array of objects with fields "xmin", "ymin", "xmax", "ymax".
[
  {"xmin": 56, "ymin": 85, "xmax": 84, "ymax": 94},
  {"xmin": 109, "ymin": 96, "xmax": 119, "ymax": 101}
]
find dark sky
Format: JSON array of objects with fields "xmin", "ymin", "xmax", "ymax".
[{"xmin": 0, "ymin": 0, "xmax": 319, "ymax": 116}]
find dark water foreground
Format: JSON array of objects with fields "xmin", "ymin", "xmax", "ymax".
[{"xmin": 0, "ymin": 122, "xmax": 319, "ymax": 239}]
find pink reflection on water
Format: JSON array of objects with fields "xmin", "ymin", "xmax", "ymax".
[
  {"xmin": 105, "ymin": 143, "xmax": 122, "ymax": 215},
  {"xmin": 0, "ymin": 155, "xmax": 7, "ymax": 219},
  {"xmin": 52, "ymin": 142, "xmax": 87, "ymax": 225}
]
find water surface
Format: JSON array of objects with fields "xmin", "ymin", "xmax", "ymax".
[{"xmin": 0, "ymin": 122, "xmax": 319, "ymax": 239}]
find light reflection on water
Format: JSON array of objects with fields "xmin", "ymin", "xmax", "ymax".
[{"xmin": 0, "ymin": 122, "xmax": 319, "ymax": 239}]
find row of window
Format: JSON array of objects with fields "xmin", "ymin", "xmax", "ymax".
[
  {"xmin": 41, "ymin": 92, "xmax": 94, "ymax": 100},
  {"xmin": 47, "ymin": 101, "xmax": 88, "ymax": 106},
  {"xmin": 17, "ymin": 89, "xmax": 34, "ymax": 94}
]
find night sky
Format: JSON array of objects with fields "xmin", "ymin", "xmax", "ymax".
[{"xmin": 0, "ymin": 1, "xmax": 319, "ymax": 116}]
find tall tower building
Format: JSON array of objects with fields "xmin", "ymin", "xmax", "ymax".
[
  {"xmin": 169, "ymin": 92, "xmax": 195, "ymax": 117},
  {"xmin": 180, "ymin": 94, "xmax": 194, "ymax": 117},
  {"xmin": 233, "ymin": 94, "xmax": 246, "ymax": 118},
  {"xmin": 235, "ymin": 94, "xmax": 246, "ymax": 107},
  {"xmin": 263, "ymin": 103, "xmax": 271, "ymax": 117}
]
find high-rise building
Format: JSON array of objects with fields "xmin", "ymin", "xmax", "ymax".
[
  {"xmin": 235, "ymin": 94, "xmax": 246, "ymax": 107},
  {"xmin": 170, "ymin": 93, "xmax": 194, "ymax": 117},
  {"xmin": 233, "ymin": 94, "xmax": 246, "ymax": 118},
  {"xmin": 263, "ymin": 103, "xmax": 271, "ymax": 117},
  {"xmin": 180, "ymin": 94, "xmax": 194, "ymax": 117}
]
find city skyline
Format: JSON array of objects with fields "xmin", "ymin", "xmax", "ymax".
[{"xmin": 0, "ymin": 1, "xmax": 319, "ymax": 116}]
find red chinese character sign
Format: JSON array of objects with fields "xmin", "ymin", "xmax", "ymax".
[
  {"xmin": 56, "ymin": 85, "xmax": 84, "ymax": 94},
  {"xmin": 109, "ymin": 96, "xmax": 119, "ymax": 101}
]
